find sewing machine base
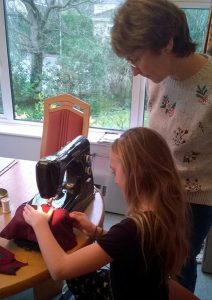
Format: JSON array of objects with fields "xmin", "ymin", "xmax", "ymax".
[{"xmin": 30, "ymin": 189, "xmax": 95, "ymax": 212}]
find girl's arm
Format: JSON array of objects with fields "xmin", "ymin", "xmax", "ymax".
[
  {"xmin": 23, "ymin": 204, "xmax": 112, "ymax": 281},
  {"xmin": 69, "ymin": 211, "xmax": 107, "ymax": 238}
]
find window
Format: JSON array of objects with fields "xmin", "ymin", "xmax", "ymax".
[
  {"xmin": 0, "ymin": 0, "xmax": 211, "ymax": 132},
  {"xmin": 183, "ymin": 8, "xmax": 209, "ymax": 53},
  {"xmin": 2, "ymin": 0, "xmax": 133, "ymax": 130}
]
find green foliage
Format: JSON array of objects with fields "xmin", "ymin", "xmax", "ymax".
[
  {"xmin": 12, "ymin": 73, "xmax": 36, "ymax": 105},
  {"xmin": 5, "ymin": 1, "xmax": 209, "ymax": 130},
  {"xmin": 15, "ymin": 95, "xmax": 44, "ymax": 121},
  {"xmin": 5, "ymin": 1, "xmax": 132, "ymax": 128},
  {"xmin": 90, "ymin": 108, "xmax": 130, "ymax": 130}
]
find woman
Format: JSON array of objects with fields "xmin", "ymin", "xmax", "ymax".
[
  {"xmin": 23, "ymin": 127, "xmax": 188, "ymax": 300},
  {"xmin": 111, "ymin": 0, "xmax": 212, "ymax": 292}
]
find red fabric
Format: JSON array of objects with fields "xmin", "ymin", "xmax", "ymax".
[
  {"xmin": 0, "ymin": 245, "xmax": 28, "ymax": 275},
  {"xmin": 0, "ymin": 203, "xmax": 77, "ymax": 251}
]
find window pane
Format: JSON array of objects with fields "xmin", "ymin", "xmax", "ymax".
[
  {"xmin": 4, "ymin": 0, "xmax": 132, "ymax": 130},
  {"xmin": 183, "ymin": 8, "xmax": 209, "ymax": 52}
]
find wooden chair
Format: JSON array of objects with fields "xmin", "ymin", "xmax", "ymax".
[
  {"xmin": 169, "ymin": 279, "xmax": 200, "ymax": 300},
  {"xmin": 40, "ymin": 93, "xmax": 90, "ymax": 158}
]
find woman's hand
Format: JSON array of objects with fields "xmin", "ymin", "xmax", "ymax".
[
  {"xmin": 69, "ymin": 211, "xmax": 96, "ymax": 237},
  {"xmin": 23, "ymin": 204, "xmax": 53, "ymax": 228}
]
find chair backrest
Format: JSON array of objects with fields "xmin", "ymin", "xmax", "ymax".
[
  {"xmin": 169, "ymin": 279, "xmax": 200, "ymax": 300},
  {"xmin": 40, "ymin": 93, "xmax": 90, "ymax": 158}
]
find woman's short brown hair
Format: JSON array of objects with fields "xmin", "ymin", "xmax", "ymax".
[{"xmin": 111, "ymin": 0, "xmax": 196, "ymax": 59}]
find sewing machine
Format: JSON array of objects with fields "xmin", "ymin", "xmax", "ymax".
[{"xmin": 31, "ymin": 135, "xmax": 95, "ymax": 212}]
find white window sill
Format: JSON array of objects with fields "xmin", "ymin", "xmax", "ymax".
[
  {"xmin": 0, "ymin": 120, "xmax": 122, "ymax": 145},
  {"xmin": 0, "ymin": 120, "xmax": 43, "ymax": 138}
]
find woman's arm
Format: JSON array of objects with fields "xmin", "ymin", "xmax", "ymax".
[{"xmin": 23, "ymin": 204, "xmax": 112, "ymax": 281}]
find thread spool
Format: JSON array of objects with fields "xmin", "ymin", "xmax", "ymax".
[
  {"xmin": 1, "ymin": 197, "xmax": 11, "ymax": 213},
  {"xmin": 0, "ymin": 188, "xmax": 8, "ymax": 207}
]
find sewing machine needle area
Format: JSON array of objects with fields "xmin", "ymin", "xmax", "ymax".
[{"xmin": 29, "ymin": 135, "xmax": 95, "ymax": 212}]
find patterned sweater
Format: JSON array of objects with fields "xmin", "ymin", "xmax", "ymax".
[{"xmin": 147, "ymin": 56, "xmax": 212, "ymax": 206}]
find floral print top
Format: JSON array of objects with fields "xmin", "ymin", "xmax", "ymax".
[{"xmin": 147, "ymin": 56, "xmax": 212, "ymax": 205}]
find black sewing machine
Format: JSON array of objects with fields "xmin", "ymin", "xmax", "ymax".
[{"xmin": 31, "ymin": 135, "xmax": 95, "ymax": 212}]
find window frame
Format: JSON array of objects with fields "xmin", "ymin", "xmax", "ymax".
[
  {"xmin": 0, "ymin": 0, "xmax": 13, "ymax": 121},
  {"xmin": 173, "ymin": 1, "xmax": 211, "ymax": 9},
  {"xmin": 0, "ymin": 0, "xmax": 211, "ymax": 137}
]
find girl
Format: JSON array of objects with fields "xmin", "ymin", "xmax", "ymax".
[{"xmin": 23, "ymin": 127, "xmax": 188, "ymax": 300}]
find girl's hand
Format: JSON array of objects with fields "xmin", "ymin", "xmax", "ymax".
[
  {"xmin": 69, "ymin": 211, "xmax": 96, "ymax": 237},
  {"xmin": 23, "ymin": 204, "xmax": 53, "ymax": 228}
]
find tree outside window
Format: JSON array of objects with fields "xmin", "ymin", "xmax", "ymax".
[{"xmin": 5, "ymin": 0, "xmax": 132, "ymax": 130}]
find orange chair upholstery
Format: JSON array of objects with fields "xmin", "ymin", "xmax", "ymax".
[
  {"xmin": 40, "ymin": 94, "xmax": 90, "ymax": 158},
  {"xmin": 169, "ymin": 279, "xmax": 200, "ymax": 300}
]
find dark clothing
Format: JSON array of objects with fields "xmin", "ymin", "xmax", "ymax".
[
  {"xmin": 66, "ymin": 267, "xmax": 113, "ymax": 300},
  {"xmin": 97, "ymin": 216, "xmax": 169, "ymax": 300},
  {"xmin": 179, "ymin": 203, "xmax": 212, "ymax": 292}
]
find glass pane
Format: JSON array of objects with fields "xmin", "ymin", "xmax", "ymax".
[
  {"xmin": 183, "ymin": 8, "xmax": 209, "ymax": 52},
  {"xmin": 4, "ymin": 0, "xmax": 132, "ymax": 130}
]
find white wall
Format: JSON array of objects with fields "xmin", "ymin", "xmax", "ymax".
[{"xmin": 0, "ymin": 134, "xmax": 41, "ymax": 161}]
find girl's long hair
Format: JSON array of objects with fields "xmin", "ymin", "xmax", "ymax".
[{"xmin": 111, "ymin": 127, "xmax": 189, "ymax": 280}]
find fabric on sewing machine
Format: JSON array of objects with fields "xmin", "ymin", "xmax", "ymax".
[
  {"xmin": 0, "ymin": 245, "xmax": 28, "ymax": 275},
  {"xmin": 0, "ymin": 203, "xmax": 77, "ymax": 251}
]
